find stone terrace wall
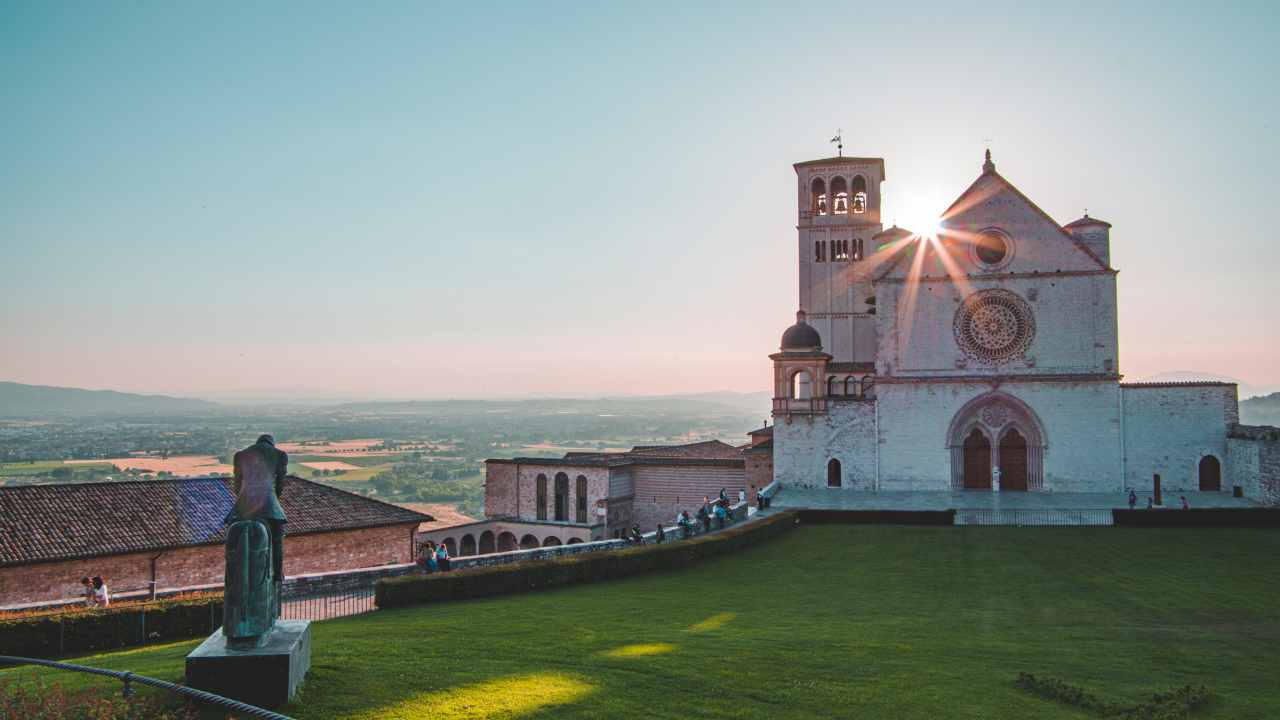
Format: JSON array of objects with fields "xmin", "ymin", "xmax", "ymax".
[{"xmin": 1122, "ymin": 384, "xmax": 1235, "ymax": 492}]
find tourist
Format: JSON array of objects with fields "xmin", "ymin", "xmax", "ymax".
[
  {"xmin": 655, "ymin": 523, "xmax": 666, "ymax": 544},
  {"xmin": 436, "ymin": 542, "xmax": 451, "ymax": 572},
  {"xmin": 738, "ymin": 488, "xmax": 746, "ymax": 505},
  {"xmin": 719, "ymin": 488, "xmax": 728, "ymax": 505},
  {"xmin": 1180, "ymin": 495, "xmax": 1190, "ymax": 510},
  {"xmin": 421, "ymin": 542, "xmax": 438, "ymax": 573},
  {"xmin": 630, "ymin": 524, "xmax": 644, "ymax": 544},
  {"xmin": 698, "ymin": 503, "xmax": 711, "ymax": 532},
  {"xmin": 91, "ymin": 576, "xmax": 109, "ymax": 608},
  {"xmin": 1128, "ymin": 489, "xmax": 1137, "ymax": 510},
  {"xmin": 1146, "ymin": 497, "xmax": 1154, "ymax": 510},
  {"xmin": 80, "ymin": 576, "xmax": 95, "ymax": 606},
  {"xmin": 679, "ymin": 510, "xmax": 695, "ymax": 537},
  {"xmin": 714, "ymin": 502, "xmax": 727, "ymax": 529}
]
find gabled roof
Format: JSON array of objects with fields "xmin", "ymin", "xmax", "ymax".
[
  {"xmin": 941, "ymin": 168, "xmax": 1109, "ymax": 270},
  {"xmin": 1063, "ymin": 215, "xmax": 1112, "ymax": 230},
  {"xmin": 0, "ymin": 476, "xmax": 431, "ymax": 567}
]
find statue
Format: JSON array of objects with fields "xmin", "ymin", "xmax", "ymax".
[{"xmin": 223, "ymin": 434, "xmax": 288, "ymax": 649}]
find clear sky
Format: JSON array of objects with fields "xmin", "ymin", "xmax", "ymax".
[{"xmin": 2, "ymin": 2, "xmax": 1277, "ymax": 400}]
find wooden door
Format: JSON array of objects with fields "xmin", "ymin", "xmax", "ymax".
[
  {"xmin": 962, "ymin": 429, "xmax": 991, "ymax": 490},
  {"xmin": 1199, "ymin": 456, "xmax": 1221, "ymax": 491},
  {"xmin": 999, "ymin": 428, "xmax": 1029, "ymax": 491}
]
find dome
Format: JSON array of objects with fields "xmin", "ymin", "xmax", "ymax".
[{"xmin": 780, "ymin": 310, "xmax": 822, "ymax": 350}]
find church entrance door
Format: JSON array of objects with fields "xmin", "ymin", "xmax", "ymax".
[
  {"xmin": 962, "ymin": 429, "xmax": 991, "ymax": 490},
  {"xmin": 998, "ymin": 428, "xmax": 1029, "ymax": 491}
]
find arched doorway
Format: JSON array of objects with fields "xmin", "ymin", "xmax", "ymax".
[
  {"xmin": 567, "ymin": 538, "xmax": 583, "ymax": 545},
  {"xmin": 998, "ymin": 428, "xmax": 1028, "ymax": 491},
  {"xmin": 826, "ymin": 459, "xmax": 842, "ymax": 488},
  {"xmin": 1199, "ymin": 455, "xmax": 1221, "ymax": 491},
  {"xmin": 519, "ymin": 534, "xmax": 539, "ymax": 550},
  {"xmin": 479, "ymin": 530, "xmax": 496, "ymax": 555},
  {"xmin": 443, "ymin": 537, "xmax": 457, "ymax": 557},
  {"xmin": 962, "ymin": 428, "xmax": 991, "ymax": 490},
  {"xmin": 497, "ymin": 532, "xmax": 517, "ymax": 552},
  {"xmin": 542, "ymin": 536, "xmax": 562, "ymax": 547},
  {"xmin": 460, "ymin": 534, "xmax": 477, "ymax": 556}
]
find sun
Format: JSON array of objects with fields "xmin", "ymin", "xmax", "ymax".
[{"xmin": 905, "ymin": 215, "xmax": 942, "ymax": 238}]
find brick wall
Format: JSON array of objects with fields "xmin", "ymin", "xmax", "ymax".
[
  {"xmin": 744, "ymin": 448, "xmax": 773, "ymax": 502},
  {"xmin": 629, "ymin": 465, "xmax": 746, "ymax": 533},
  {"xmin": 0, "ymin": 523, "xmax": 417, "ymax": 608}
]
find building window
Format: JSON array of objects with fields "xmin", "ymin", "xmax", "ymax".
[
  {"xmin": 974, "ymin": 230, "xmax": 1009, "ymax": 266},
  {"xmin": 831, "ymin": 177, "xmax": 849, "ymax": 215},
  {"xmin": 554, "ymin": 472, "xmax": 569, "ymax": 522},
  {"xmin": 791, "ymin": 370, "xmax": 812, "ymax": 400},
  {"xmin": 851, "ymin": 175, "xmax": 867, "ymax": 213},
  {"xmin": 811, "ymin": 178, "xmax": 827, "ymax": 215},
  {"xmin": 575, "ymin": 475, "xmax": 588, "ymax": 523},
  {"xmin": 834, "ymin": 239, "xmax": 849, "ymax": 261},
  {"xmin": 853, "ymin": 238, "xmax": 864, "ymax": 261},
  {"xmin": 536, "ymin": 474, "xmax": 548, "ymax": 520},
  {"xmin": 815, "ymin": 240, "xmax": 826, "ymax": 262},
  {"xmin": 827, "ymin": 458, "xmax": 842, "ymax": 487}
]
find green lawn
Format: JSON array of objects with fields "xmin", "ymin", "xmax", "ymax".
[{"xmin": 6, "ymin": 525, "xmax": 1279, "ymax": 719}]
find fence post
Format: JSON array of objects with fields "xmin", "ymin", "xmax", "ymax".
[
  {"xmin": 139, "ymin": 607, "xmax": 146, "ymax": 645},
  {"xmin": 58, "ymin": 616, "xmax": 65, "ymax": 656}
]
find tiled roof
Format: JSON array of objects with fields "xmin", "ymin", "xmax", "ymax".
[
  {"xmin": 487, "ymin": 439, "xmax": 747, "ymax": 469},
  {"xmin": 628, "ymin": 440, "xmax": 743, "ymax": 460},
  {"xmin": 0, "ymin": 476, "xmax": 431, "ymax": 567}
]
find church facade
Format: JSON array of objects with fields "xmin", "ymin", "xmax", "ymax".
[{"xmin": 770, "ymin": 150, "xmax": 1253, "ymax": 496}]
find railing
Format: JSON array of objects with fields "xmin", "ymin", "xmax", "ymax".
[
  {"xmin": 772, "ymin": 397, "xmax": 828, "ymax": 414},
  {"xmin": 280, "ymin": 587, "xmax": 376, "ymax": 621},
  {"xmin": 0, "ymin": 655, "xmax": 295, "ymax": 720},
  {"xmin": 954, "ymin": 509, "xmax": 1114, "ymax": 527}
]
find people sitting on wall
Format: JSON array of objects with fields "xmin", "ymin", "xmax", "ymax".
[
  {"xmin": 629, "ymin": 524, "xmax": 644, "ymax": 544},
  {"xmin": 91, "ymin": 576, "xmax": 110, "ymax": 608},
  {"xmin": 419, "ymin": 542, "xmax": 438, "ymax": 573},
  {"xmin": 679, "ymin": 510, "xmax": 696, "ymax": 537},
  {"xmin": 435, "ymin": 541, "xmax": 451, "ymax": 571},
  {"xmin": 80, "ymin": 576, "xmax": 95, "ymax": 607}
]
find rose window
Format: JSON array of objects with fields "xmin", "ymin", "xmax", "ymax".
[{"xmin": 954, "ymin": 289, "xmax": 1035, "ymax": 363}]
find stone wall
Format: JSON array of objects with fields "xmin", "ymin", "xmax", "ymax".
[
  {"xmin": 628, "ymin": 464, "xmax": 746, "ymax": 533},
  {"xmin": 743, "ymin": 447, "xmax": 773, "ymax": 502},
  {"xmin": 1121, "ymin": 384, "xmax": 1235, "ymax": 493},
  {"xmin": 1227, "ymin": 425, "xmax": 1280, "ymax": 506},
  {"xmin": 483, "ymin": 461, "xmax": 518, "ymax": 517},
  {"xmin": 416, "ymin": 519, "xmax": 595, "ymax": 555},
  {"xmin": 773, "ymin": 400, "xmax": 876, "ymax": 489},
  {"xmin": 0, "ymin": 523, "xmax": 418, "ymax": 608}
]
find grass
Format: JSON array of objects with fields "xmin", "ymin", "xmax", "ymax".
[
  {"xmin": 0, "ymin": 460, "xmax": 114, "ymax": 477},
  {"xmin": 4, "ymin": 525, "xmax": 1278, "ymax": 719}
]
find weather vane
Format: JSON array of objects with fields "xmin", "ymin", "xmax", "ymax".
[{"xmin": 830, "ymin": 129, "xmax": 843, "ymax": 157}]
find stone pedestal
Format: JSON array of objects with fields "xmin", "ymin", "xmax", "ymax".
[{"xmin": 185, "ymin": 620, "xmax": 311, "ymax": 709}]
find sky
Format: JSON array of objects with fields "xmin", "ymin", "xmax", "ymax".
[{"xmin": 2, "ymin": 1, "xmax": 1278, "ymax": 401}]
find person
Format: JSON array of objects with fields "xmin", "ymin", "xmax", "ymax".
[
  {"xmin": 1180, "ymin": 495, "xmax": 1190, "ymax": 510},
  {"xmin": 630, "ymin": 524, "xmax": 644, "ymax": 544},
  {"xmin": 1128, "ymin": 489, "xmax": 1137, "ymax": 510},
  {"xmin": 655, "ymin": 524, "xmax": 666, "ymax": 544},
  {"xmin": 1146, "ymin": 497, "xmax": 1154, "ymax": 510},
  {"xmin": 91, "ymin": 576, "xmax": 109, "ymax": 608},
  {"xmin": 714, "ymin": 502, "xmax": 727, "ymax": 529},
  {"xmin": 718, "ymin": 488, "xmax": 728, "ymax": 505},
  {"xmin": 436, "ymin": 541, "xmax": 451, "ymax": 572},
  {"xmin": 419, "ymin": 542, "xmax": 437, "ymax": 573},
  {"xmin": 738, "ymin": 488, "xmax": 746, "ymax": 505},
  {"xmin": 756, "ymin": 488, "xmax": 765, "ymax": 512},
  {"xmin": 698, "ymin": 503, "xmax": 711, "ymax": 533},
  {"xmin": 80, "ymin": 577, "xmax": 95, "ymax": 606}
]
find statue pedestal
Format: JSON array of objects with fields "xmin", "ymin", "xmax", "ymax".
[{"xmin": 185, "ymin": 620, "xmax": 311, "ymax": 709}]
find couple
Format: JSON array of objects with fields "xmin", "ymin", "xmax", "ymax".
[
  {"xmin": 80, "ymin": 576, "xmax": 109, "ymax": 608},
  {"xmin": 420, "ymin": 541, "xmax": 451, "ymax": 572}
]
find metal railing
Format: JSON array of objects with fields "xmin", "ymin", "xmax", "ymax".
[
  {"xmin": 0, "ymin": 655, "xmax": 295, "ymax": 720},
  {"xmin": 955, "ymin": 509, "xmax": 1114, "ymax": 526},
  {"xmin": 281, "ymin": 587, "xmax": 376, "ymax": 621}
]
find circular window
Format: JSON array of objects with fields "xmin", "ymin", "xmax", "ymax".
[
  {"xmin": 974, "ymin": 231, "xmax": 1008, "ymax": 266},
  {"xmin": 953, "ymin": 289, "xmax": 1036, "ymax": 364}
]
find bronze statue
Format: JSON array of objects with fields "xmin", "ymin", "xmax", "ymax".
[{"xmin": 223, "ymin": 434, "xmax": 288, "ymax": 648}]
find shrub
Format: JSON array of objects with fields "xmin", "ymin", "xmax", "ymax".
[
  {"xmin": 0, "ymin": 674, "xmax": 199, "ymax": 720},
  {"xmin": 1014, "ymin": 672, "xmax": 1213, "ymax": 719},
  {"xmin": 376, "ymin": 510, "xmax": 799, "ymax": 609},
  {"xmin": 0, "ymin": 598, "xmax": 222, "ymax": 659}
]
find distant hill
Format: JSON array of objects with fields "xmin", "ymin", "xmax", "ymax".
[
  {"xmin": 1138, "ymin": 371, "xmax": 1276, "ymax": 401},
  {"xmin": 333, "ymin": 392, "xmax": 771, "ymax": 417},
  {"xmin": 1241, "ymin": 392, "xmax": 1280, "ymax": 427},
  {"xmin": 0, "ymin": 382, "xmax": 220, "ymax": 418}
]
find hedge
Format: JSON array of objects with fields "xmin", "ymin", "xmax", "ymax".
[
  {"xmin": 376, "ymin": 511, "xmax": 800, "ymax": 609},
  {"xmin": 795, "ymin": 509, "xmax": 956, "ymax": 526},
  {"xmin": 1113, "ymin": 508, "xmax": 1280, "ymax": 528},
  {"xmin": 0, "ymin": 597, "xmax": 223, "ymax": 659}
]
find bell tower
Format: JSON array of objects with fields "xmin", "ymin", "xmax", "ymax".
[{"xmin": 794, "ymin": 153, "xmax": 885, "ymax": 365}]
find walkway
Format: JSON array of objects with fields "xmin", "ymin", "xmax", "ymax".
[{"xmin": 771, "ymin": 487, "xmax": 1259, "ymax": 511}]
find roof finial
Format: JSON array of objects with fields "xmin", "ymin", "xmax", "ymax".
[
  {"xmin": 830, "ymin": 130, "xmax": 843, "ymax": 157},
  {"xmin": 796, "ymin": 309, "xmax": 807, "ymax": 324},
  {"xmin": 983, "ymin": 147, "xmax": 995, "ymax": 173}
]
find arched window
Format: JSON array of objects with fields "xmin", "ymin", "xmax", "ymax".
[
  {"xmin": 542, "ymin": 536, "xmax": 562, "ymax": 547},
  {"xmin": 478, "ymin": 530, "xmax": 496, "ymax": 555},
  {"xmin": 853, "ymin": 238, "xmax": 865, "ymax": 261},
  {"xmin": 554, "ymin": 472, "xmax": 570, "ymax": 521},
  {"xmin": 844, "ymin": 376, "xmax": 858, "ymax": 398},
  {"xmin": 567, "ymin": 538, "xmax": 583, "ymax": 545},
  {"xmin": 851, "ymin": 176, "xmax": 867, "ymax": 213},
  {"xmin": 497, "ymin": 531, "xmax": 517, "ymax": 552},
  {"xmin": 860, "ymin": 375, "xmax": 875, "ymax": 399},
  {"xmin": 831, "ymin": 177, "xmax": 849, "ymax": 214},
  {"xmin": 536, "ymin": 474, "xmax": 548, "ymax": 520},
  {"xmin": 832, "ymin": 239, "xmax": 849, "ymax": 261},
  {"xmin": 1199, "ymin": 455, "xmax": 1221, "ymax": 491},
  {"xmin": 519, "ymin": 534, "xmax": 539, "ymax": 550},
  {"xmin": 827, "ymin": 458, "xmax": 842, "ymax": 488},
  {"xmin": 791, "ymin": 370, "xmax": 812, "ymax": 400},
  {"xmin": 575, "ymin": 475, "xmax": 588, "ymax": 523},
  {"xmin": 811, "ymin": 178, "xmax": 827, "ymax": 215},
  {"xmin": 815, "ymin": 240, "xmax": 826, "ymax": 262},
  {"xmin": 827, "ymin": 375, "xmax": 840, "ymax": 397},
  {"xmin": 460, "ymin": 534, "xmax": 477, "ymax": 556}
]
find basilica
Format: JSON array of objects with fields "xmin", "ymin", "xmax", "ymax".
[{"xmin": 768, "ymin": 149, "xmax": 1260, "ymax": 497}]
